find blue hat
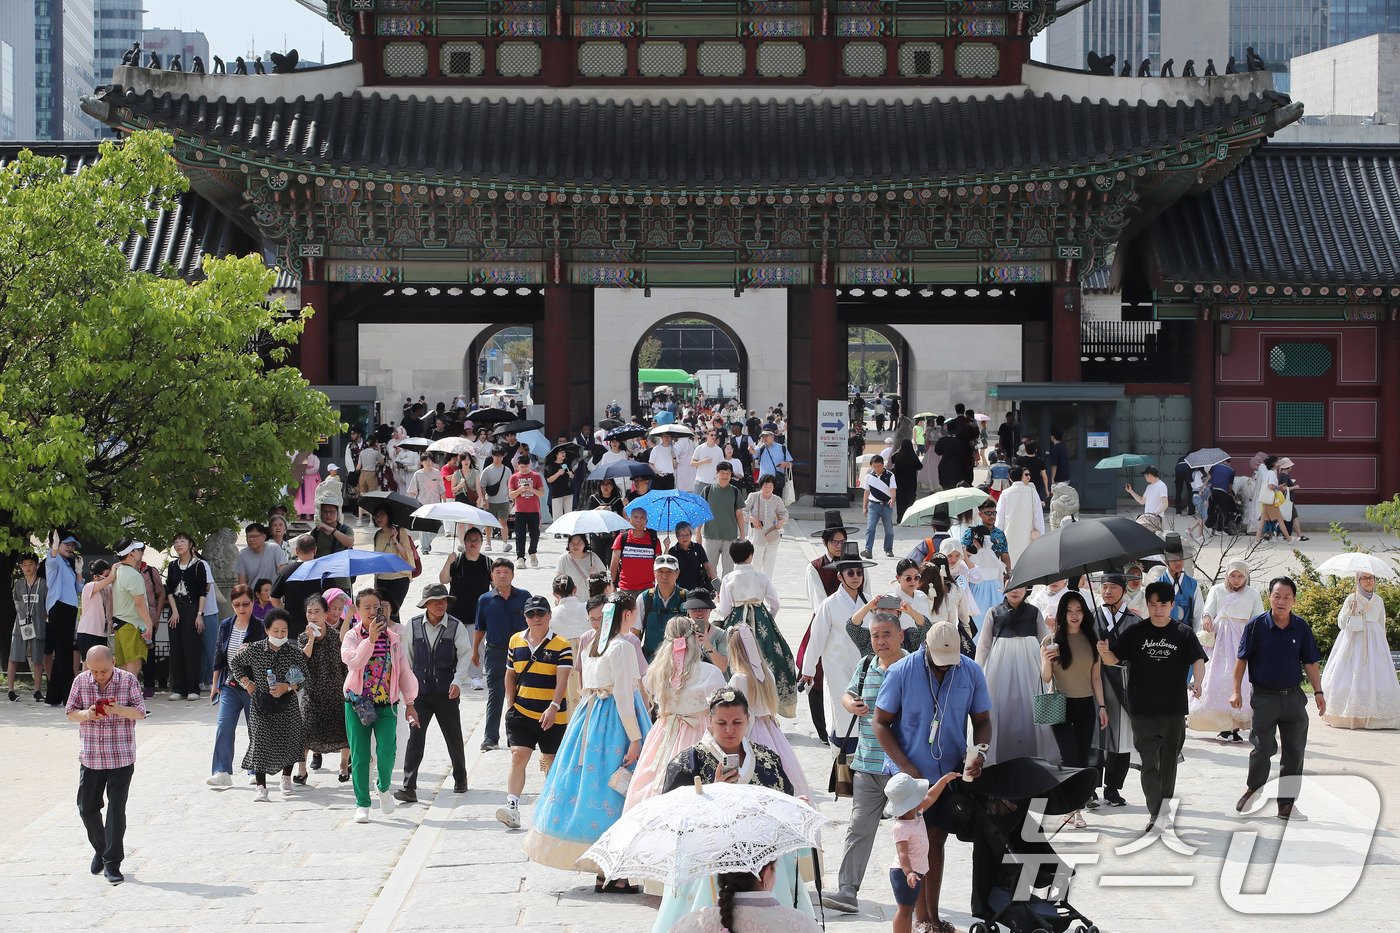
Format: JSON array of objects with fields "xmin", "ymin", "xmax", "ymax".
[{"xmin": 523, "ymin": 595, "xmax": 552, "ymax": 615}]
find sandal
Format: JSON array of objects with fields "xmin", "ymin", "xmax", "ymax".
[
  {"xmin": 338, "ymin": 769, "xmax": 351, "ymax": 783},
  {"xmin": 594, "ymin": 877, "xmax": 641, "ymax": 895},
  {"xmin": 292, "ymin": 773, "xmax": 309, "ymax": 786}
]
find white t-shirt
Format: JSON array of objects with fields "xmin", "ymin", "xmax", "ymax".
[
  {"xmin": 862, "ymin": 469, "xmax": 896, "ymax": 505},
  {"xmin": 1142, "ymin": 479, "xmax": 1169, "ymax": 516},
  {"xmin": 650, "ymin": 442, "xmax": 678, "ymax": 476},
  {"xmin": 691, "ymin": 443, "xmax": 724, "ymax": 485}
]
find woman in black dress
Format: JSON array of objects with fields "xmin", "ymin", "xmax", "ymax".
[
  {"xmin": 230, "ymin": 609, "xmax": 308, "ymax": 801},
  {"xmin": 296, "ymin": 596, "xmax": 349, "ymax": 783},
  {"xmin": 890, "ymin": 439, "xmax": 923, "ymax": 523}
]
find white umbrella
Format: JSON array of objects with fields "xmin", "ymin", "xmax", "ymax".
[
  {"xmin": 1315, "ymin": 553, "xmax": 1397, "ymax": 580},
  {"xmin": 396, "ymin": 437, "xmax": 431, "ymax": 451},
  {"xmin": 410, "ymin": 501, "xmax": 502, "ymax": 530},
  {"xmin": 648, "ymin": 424, "xmax": 694, "ymax": 437},
  {"xmin": 546, "ymin": 510, "xmax": 631, "ymax": 536},
  {"xmin": 583, "ymin": 782, "xmax": 830, "ymax": 886},
  {"xmin": 426, "ymin": 437, "xmax": 474, "ymax": 456}
]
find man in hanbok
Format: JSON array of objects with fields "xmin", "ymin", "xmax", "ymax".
[
  {"xmin": 1095, "ymin": 573, "xmax": 1142, "ymax": 807},
  {"xmin": 796, "ymin": 512, "xmax": 858, "ymax": 740},
  {"xmin": 995, "ymin": 466, "xmax": 1044, "ymax": 566},
  {"xmin": 1143, "ymin": 534, "xmax": 1203, "ymax": 631},
  {"xmin": 801, "ymin": 543, "xmax": 878, "ymax": 749}
]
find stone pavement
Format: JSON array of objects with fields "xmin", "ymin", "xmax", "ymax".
[{"xmin": 4, "ymin": 515, "xmax": 1399, "ymax": 932}]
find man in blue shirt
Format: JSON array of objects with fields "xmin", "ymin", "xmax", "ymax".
[
  {"xmin": 755, "ymin": 429, "xmax": 792, "ymax": 496},
  {"xmin": 1230, "ymin": 576, "xmax": 1323, "ymax": 821},
  {"xmin": 875, "ymin": 620, "xmax": 992, "ymax": 931},
  {"xmin": 471, "ymin": 558, "xmax": 531, "ymax": 751},
  {"xmin": 44, "ymin": 535, "xmax": 82, "ymax": 708}
]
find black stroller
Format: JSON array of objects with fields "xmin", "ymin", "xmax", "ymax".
[
  {"xmin": 946, "ymin": 757, "xmax": 1100, "ymax": 933},
  {"xmin": 1207, "ymin": 486, "xmax": 1244, "ymax": 534}
]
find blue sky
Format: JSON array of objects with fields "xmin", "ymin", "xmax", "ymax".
[{"xmin": 141, "ymin": 1, "xmax": 353, "ymax": 64}]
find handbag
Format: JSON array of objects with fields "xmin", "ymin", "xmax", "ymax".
[
  {"xmin": 1032, "ymin": 681, "xmax": 1067, "ymax": 725},
  {"xmin": 608, "ymin": 766, "xmax": 634, "ymax": 795},
  {"xmin": 18, "ymin": 622, "xmax": 36, "ymax": 642},
  {"xmin": 348, "ymin": 690, "xmax": 380, "ymax": 726},
  {"xmin": 829, "ymin": 657, "xmax": 874, "ymax": 798},
  {"xmin": 1346, "ymin": 614, "xmax": 1366, "ymax": 633},
  {"xmin": 782, "ymin": 467, "xmax": 796, "ymax": 506}
]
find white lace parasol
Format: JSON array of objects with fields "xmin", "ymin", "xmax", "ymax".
[{"xmin": 582, "ymin": 782, "xmax": 830, "ymax": 886}]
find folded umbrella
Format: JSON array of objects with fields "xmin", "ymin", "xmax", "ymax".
[
  {"xmin": 1093, "ymin": 454, "xmax": 1156, "ymax": 470},
  {"xmin": 1185, "ymin": 447, "xmax": 1231, "ymax": 469},
  {"xmin": 546, "ymin": 510, "xmax": 633, "ymax": 536},
  {"xmin": 901, "ymin": 488, "xmax": 990, "ymax": 526},
  {"xmin": 587, "ymin": 460, "xmax": 655, "ymax": 482},
  {"xmin": 1006, "ymin": 516, "xmax": 1164, "ymax": 591},
  {"xmin": 627, "ymin": 489, "xmax": 714, "ymax": 532},
  {"xmin": 287, "ymin": 548, "xmax": 413, "ymax": 582},
  {"xmin": 410, "ymin": 501, "xmax": 502, "ymax": 530},
  {"xmin": 1315, "ymin": 552, "xmax": 1397, "ymax": 580}
]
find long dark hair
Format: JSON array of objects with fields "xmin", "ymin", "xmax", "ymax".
[
  {"xmin": 1053, "ymin": 591, "xmax": 1097, "ymax": 670},
  {"xmin": 920, "ymin": 556, "xmax": 950, "ymax": 614},
  {"xmin": 717, "ymin": 866, "xmax": 766, "ymax": 932},
  {"xmin": 591, "ymin": 592, "xmax": 637, "ymax": 658}
]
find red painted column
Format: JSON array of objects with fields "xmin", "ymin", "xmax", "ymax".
[
  {"xmin": 1050, "ymin": 283, "xmax": 1082, "ymax": 383},
  {"xmin": 298, "ymin": 260, "xmax": 330, "ymax": 386},
  {"xmin": 1381, "ymin": 317, "xmax": 1400, "ymax": 498},
  {"xmin": 542, "ymin": 285, "xmax": 573, "ymax": 439},
  {"xmin": 1192, "ymin": 311, "xmax": 1216, "ymax": 451}
]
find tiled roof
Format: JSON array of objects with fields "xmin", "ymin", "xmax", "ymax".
[
  {"xmin": 89, "ymin": 87, "xmax": 1295, "ymax": 191},
  {"xmin": 0, "ymin": 142, "xmax": 255, "ymax": 279},
  {"xmin": 1148, "ymin": 144, "xmax": 1400, "ymax": 285}
]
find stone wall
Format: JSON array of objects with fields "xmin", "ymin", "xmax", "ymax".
[
  {"xmin": 358, "ymin": 322, "xmax": 489, "ymax": 411},
  {"xmin": 888, "ymin": 323, "xmax": 1021, "ymax": 421}
]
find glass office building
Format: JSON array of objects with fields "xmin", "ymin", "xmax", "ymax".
[{"xmin": 1328, "ymin": 0, "xmax": 1400, "ymax": 44}]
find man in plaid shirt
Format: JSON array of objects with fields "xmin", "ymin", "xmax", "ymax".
[{"xmin": 65, "ymin": 645, "xmax": 146, "ymax": 885}]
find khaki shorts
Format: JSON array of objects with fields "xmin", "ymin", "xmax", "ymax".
[
  {"xmin": 1259, "ymin": 502, "xmax": 1284, "ymax": 523},
  {"xmin": 113, "ymin": 622, "xmax": 149, "ymax": 667}
]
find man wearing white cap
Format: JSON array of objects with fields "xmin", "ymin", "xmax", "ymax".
[{"xmin": 110, "ymin": 540, "xmax": 154, "ymax": 679}]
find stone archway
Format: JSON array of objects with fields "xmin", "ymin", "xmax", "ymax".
[{"xmin": 628, "ymin": 311, "xmax": 750, "ymax": 418}]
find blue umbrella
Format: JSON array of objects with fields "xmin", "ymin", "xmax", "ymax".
[
  {"xmin": 587, "ymin": 460, "xmax": 655, "ymax": 482},
  {"xmin": 628, "ymin": 490, "xmax": 714, "ymax": 533},
  {"xmin": 287, "ymin": 548, "xmax": 412, "ymax": 582},
  {"xmin": 517, "ymin": 429, "xmax": 552, "ymax": 459},
  {"xmin": 1093, "ymin": 454, "xmax": 1156, "ymax": 470}
]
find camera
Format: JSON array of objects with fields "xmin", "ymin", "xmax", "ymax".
[{"xmin": 966, "ymin": 526, "xmax": 988, "ymax": 555}]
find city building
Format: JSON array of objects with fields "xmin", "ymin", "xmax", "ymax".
[
  {"xmin": 1229, "ymin": 0, "xmax": 1329, "ymax": 89},
  {"xmin": 1045, "ymin": 0, "xmax": 1229, "ymax": 75},
  {"xmin": 37, "ymin": 0, "xmax": 101, "ymax": 139},
  {"xmin": 1328, "ymin": 0, "xmax": 1400, "ymax": 44},
  {"xmin": 0, "ymin": 4, "xmax": 38, "ymax": 139},
  {"xmin": 141, "ymin": 27, "xmax": 210, "ymax": 73},
  {"xmin": 1291, "ymin": 31, "xmax": 1400, "ymax": 115},
  {"xmin": 95, "ymin": 0, "xmax": 141, "ymax": 84}
]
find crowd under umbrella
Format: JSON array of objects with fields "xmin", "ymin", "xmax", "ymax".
[
  {"xmin": 546, "ymin": 509, "xmax": 632, "ymax": 537},
  {"xmin": 1005, "ymin": 515, "xmax": 1165, "ymax": 592},
  {"xmin": 410, "ymin": 501, "xmax": 502, "ymax": 531},
  {"xmin": 492, "ymin": 418, "xmax": 544, "ymax": 437},
  {"xmin": 648, "ymin": 423, "xmax": 693, "ymax": 438},
  {"xmin": 546, "ymin": 442, "xmax": 582, "ymax": 464},
  {"xmin": 901, "ymin": 487, "xmax": 991, "ymax": 526},
  {"xmin": 286, "ymin": 548, "xmax": 412, "ymax": 583},
  {"xmin": 1184, "ymin": 447, "xmax": 1232, "ymax": 469},
  {"xmin": 357, "ymin": 490, "xmax": 428, "ymax": 530},
  {"xmin": 605, "ymin": 425, "xmax": 647, "ymax": 442},
  {"xmin": 426, "ymin": 436, "xmax": 474, "ymax": 456},
  {"xmin": 464, "ymin": 407, "xmax": 516, "ymax": 425},
  {"xmin": 627, "ymin": 489, "xmax": 714, "ymax": 533},
  {"xmin": 587, "ymin": 460, "xmax": 655, "ymax": 482},
  {"xmin": 1315, "ymin": 552, "xmax": 1398, "ymax": 580}
]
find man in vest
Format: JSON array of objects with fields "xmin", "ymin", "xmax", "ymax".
[
  {"xmin": 396, "ymin": 584, "xmax": 474, "ymax": 802},
  {"xmin": 797, "ymin": 511, "xmax": 860, "ymax": 740},
  {"xmin": 1144, "ymin": 534, "xmax": 1203, "ymax": 630}
]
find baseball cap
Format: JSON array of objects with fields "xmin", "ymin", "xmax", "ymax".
[
  {"xmin": 925, "ymin": 620, "xmax": 962, "ymax": 667},
  {"xmin": 326, "ymin": 463, "xmax": 339, "ymax": 472},
  {"xmin": 524, "ymin": 595, "xmax": 552, "ymax": 615},
  {"xmin": 654, "ymin": 555, "xmax": 680, "ymax": 571}
]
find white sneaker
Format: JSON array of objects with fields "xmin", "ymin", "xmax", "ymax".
[
  {"xmin": 470, "ymin": 677, "xmax": 484, "ymax": 691},
  {"xmin": 496, "ymin": 799, "xmax": 521, "ymax": 829},
  {"xmin": 247, "ymin": 774, "xmax": 258, "ymax": 785},
  {"xmin": 379, "ymin": 790, "xmax": 396, "ymax": 815},
  {"xmin": 355, "ymin": 807, "xmax": 371, "ymax": 824},
  {"xmin": 186, "ymin": 693, "xmax": 200, "ymax": 701},
  {"xmin": 206, "ymin": 772, "xmax": 233, "ymax": 788},
  {"xmin": 529, "ymin": 554, "xmax": 538, "ymax": 568},
  {"xmin": 254, "ymin": 786, "xmax": 270, "ymax": 803},
  {"xmin": 168, "ymin": 692, "xmax": 182, "ymax": 701},
  {"xmin": 281, "ymin": 775, "xmax": 294, "ymax": 794}
]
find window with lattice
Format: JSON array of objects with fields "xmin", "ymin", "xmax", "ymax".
[
  {"xmin": 496, "ymin": 41, "xmax": 542, "ymax": 77},
  {"xmin": 1268, "ymin": 342, "xmax": 1333, "ymax": 377},
  {"xmin": 697, "ymin": 42, "xmax": 745, "ymax": 77},
  {"xmin": 898, "ymin": 42, "xmax": 943, "ymax": 76},
  {"xmin": 1275, "ymin": 402, "xmax": 1325, "ymax": 438},
  {"xmin": 954, "ymin": 41, "xmax": 998, "ymax": 77},
  {"xmin": 638, "ymin": 41, "xmax": 686, "ymax": 77},
  {"xmin": 757, "ymin": 42, "xmax": 805, "ymax": 77},
  {"xmin": 384, "ymin": 42, "xmax": 429, "ymax": 77},
  {"xmin": 579, "ymin": 41, "xmax": 627, "ymax": 77},
  {"xmin": 441, "ymin": 42, "xmax": 485, "ymax": 76},
  {"xmin": 842, "ymin": 41, "xmax": 886, "ymax": 77}
]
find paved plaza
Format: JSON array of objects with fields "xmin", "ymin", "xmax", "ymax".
[{"xmin": 5, "ymin": 515, "xmax": 1399, "ymax": 932}]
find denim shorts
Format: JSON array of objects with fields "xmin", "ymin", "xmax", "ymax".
[{"xmin": 889, "ymin": 866, "xmax": 923, "ymax": 906}]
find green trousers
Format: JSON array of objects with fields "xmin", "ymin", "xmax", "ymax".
[{"xmin": 345, "ymin": 702, "xmax": 398, "ymax": 808}]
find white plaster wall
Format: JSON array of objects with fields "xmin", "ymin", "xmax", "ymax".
[
  {"xmin": 1291, "ymin": 34, "xmax": 1399, "ymax": 117},
  {"xmin": 888, "ymin": 324, "xmax": 1022, "ymax": 421},
  {"xmin": 593, "ymin": 289, "xmax": 789, "ymax": 417},
  {"xmin": 358, "ymin": 322, "xmax": 489, "ymax": 411}
]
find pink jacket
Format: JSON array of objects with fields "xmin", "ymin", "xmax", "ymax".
[{"xmin": 341, "ymin": 622, "xmax": 419, "ymax": 706}]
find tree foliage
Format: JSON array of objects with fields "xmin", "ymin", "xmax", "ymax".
[
  {"xmin": 0, "ymin": 132, "xmax": 340, "ymax": 554},
  {"xmin": 501, "ymin": 339, "xmax": 533, "ymax": 386},
  {"xmin": 637, "ymin": 335, "xmax": 663, "ymax": 370}
]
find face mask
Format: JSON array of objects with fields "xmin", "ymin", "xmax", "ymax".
[{"xmin": 268, "ymin": 635, "xmax": 288, "ymax": 648}]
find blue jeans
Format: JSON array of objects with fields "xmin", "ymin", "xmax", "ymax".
[
  {"xmin": 865, "ymin": 501, "xmax": 894, "ymax": 554},
  {"xmin": 212, "ymin": 683, "xmax": 253, "ymax": 775},
  {"xmin": 483, "ymin": 644, "xmax": 508, "ymax": 746},
  {"xmin": 201, "ymin": 611, "xmax": 218, "ymax": 687}
]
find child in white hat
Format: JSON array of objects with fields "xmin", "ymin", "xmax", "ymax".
[{"xmin": 884, "ymin": 769, "xmax": 961, "ymax": 932}]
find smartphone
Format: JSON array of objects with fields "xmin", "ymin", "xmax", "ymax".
[
  {"xmin": 877, "ymin": 595, "xmax": 902, "ymax": 611},
  {"xmin": 722, "ymin": 753, "xmax": 740, "ymax": 772}
]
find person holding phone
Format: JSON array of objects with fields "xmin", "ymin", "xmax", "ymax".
[{"xmin": 508, "ymin": 456, "xmax": 546, "ymax": 568}]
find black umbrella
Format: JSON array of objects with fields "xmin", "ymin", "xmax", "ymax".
[
  {"xmin": 464, "ymin": 408, "xmax": 516, "ymax": 425},
  {"xmin": 587, "ymin": 460, "xmax": 655, "ymax": 482},
  {"xmin": 358, "ymin": 491, "xmax": 427, "ymax": 531},
  {"xmin": 598, "ymin": 419, "xmax": 622, "ymax": 430},
  {"xmin": 492, "ymin": 419, "xmax": 544, "ymax": 437},
  {"xmin": 1005, "ymin": 516, "xmax": 1164, "ymax": 591},
  {"xmin": 546, "ymin": 442, "xmax": 582, "ymax": 463},
  {"xmin": 606, "ymin": 425, "xmax": 646, "ymax": 442}
]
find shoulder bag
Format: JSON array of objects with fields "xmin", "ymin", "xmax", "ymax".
[{"xmin": 829, "ymin": 656, "xmax": 875, "ymax": 798}]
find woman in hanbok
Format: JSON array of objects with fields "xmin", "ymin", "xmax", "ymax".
[
  {"xmin": 523, "ymin": 593, "xmax": 653, "ymax": 886},
  {"xmin": 652, "ymin": 688, "xmax": 816, "ymax": 932},
  {"xmin": 802, "ymin": 546, "xmax": 877, "ymax": 747},
  {"xmin": 624, "ymin": 615, "xmax": 727, "ymax": 812},
  {"xmin": 725, "ymin": 622, "xmax": 811, "ymax": 798},
  {"xmin": 716, "ymin": 540, "xmax": 797, "ymax": 719},
  {"xmin": 1188, "ymin": 561, "xmax": 1264, "ymax": 739},
  {"xmin": 293, "ymin": 452, "xmax": 320, "ymax": 520},
  {"xmin": 1029, "ymin": 578, "xmax": 1071, "ymax": 626},
  {"xmin": 975, "ymin": 587, "xmax": 1055, "ymax": 764},
  {"xmin": 228, "ymin": 609, "xmax": 308, "ymax": 801},
  {"xmin": 921, "ymin": 549, "xmax": 981, "ymax": 656},
  {"xmin": 962, "ymin": 505, "xmax": 1008, "ymax": 618},
  {"xmin": 1321, "ymin": 571, "xmax": 1400, "ymax": 730},
  {"xmin": 670, "ymin": 861, "xmax": 822, "ymax": 933}
]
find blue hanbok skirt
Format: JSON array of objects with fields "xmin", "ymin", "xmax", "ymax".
[
  {"xmin": 522, "ymin": 690, "xmax": 653, "ymax": 872},
  {"xmin": 970, "ymin": 579, "xmax": 1004, "ymax": 621},
  {"xmin": 651, "ymin": 850, "xmax": 815, "ymax": 932}
]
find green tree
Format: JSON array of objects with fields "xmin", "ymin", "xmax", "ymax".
[
  {"xmin": 0, "ymin": 131, "xmax": 340, "ymax": 560},
  {"xmin": 637, "ymin": 335, "xmax": 663, "ymax": 370},
  {"xmin": 501, "ymin": 338, "xmax": 534, "ymax": 388}
]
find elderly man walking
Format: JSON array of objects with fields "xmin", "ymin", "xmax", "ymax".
[
  {"xmin": 396, "ymin": 584, "xmax": 474, "ymax": 802},
  {"xmin": 65, "ymin": 645, "xmax": 146, "ymax": 885}
]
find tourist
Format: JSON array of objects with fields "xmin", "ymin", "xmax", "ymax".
[
  {"xmin": 555, "ymin": 533, "xmax": 607, "ymax": 595},
  {"xmin": 1320, "ymin": 570, "xmax": 1400, "ymax": 730},
  {"xmin": 1125, "ymin": 465, "xmax": 1170, "ymax": 532},
  {"xmin": 1040, "ymin": 591, "xmax": 1107, "ymax": 828},
  {"xmin": 860, "ymin": 455, "xmax": 896, "ymax": 560},
  {"xmin": 716, "ymin": 539, "xmax": 797, "ymax": 718},
  {"xmin": 744, "ymin": 474, "xmax": 789, "ymax": 575},
  {"xmin": 207, "ymin": 586, "xmax": 264, "ymax": 787},
  {"xmin": 312, "ymin": 502, "xmax": 355, "ymax": 560},
  {"xmin": 825, "ymin": 611, "xmax": 907, "ymax": 914},
  {"xmin": 902, "ymin": 513, "xmax": 953, "ymax": 565},
  {"xmin": 667, "ymin": 522, "xmax": 714, "ymax": 592},
  {"xmin": 701, "ymin": 462, "xmax": 744, "ymax": 575},
  {"xmin": 307, "ymin": 472, "xmax": 341, "ymax": 537},
  {"xmin": 73, "ymin": 560, "xmax": 114, "ymax": 664},
  {"xmin": 133, "ymin": 551, "xmax": 168, "ymax": 698},
  {"xmin": 1144, "ymin": 534, "xmax": 1204, "ymax": 630},
  {"xmin": 655, "ymin": 688, "xmax": 814, "ymax": 930},
  {"xmin": 1028, "ymin": 577, "xmax": 1071, "ymax": 622},
  {"xmin": 1015, "ymin": 439, "xmax": 1051, "ymax": 501},
  {"xmin": 884, "ymin": 770, "xmax": 963, "ymax": 933},
  {"xmin": 270, "ymin": 534, "xmax": 323, "ymax": 639},
  {"xmin": 550, "ymin": 574, "xmax": 591, "ymax": 710},
  {"xmin": 543, "ymin": 446, "xmax": 575, "ymax": 518},
  {"xmin": 296, "ymin": 595, "xmax": 350, "ymax": 784},
  {"xmin": 860, "ymin": 558, "xmax": 931, "ymax": 646},
  {"xmin": 356, "ymin": 441, "xmax": 384, "ymax": 520},
  {"xmin": 251, "ymin": 579, "xmax": 275, "ymax": 623},
  {"xmin": 624, "ymin": 614, "xmax": 728, "ymax": 812},
  {"xmin": 611, "ymin": 507, "xmax": 664, "ymax": 594},
  {"xmin": 43, "ymin": 535, "xmax": 83, "ymax": 708},
  {"xmin": 920, "ymin": 550, "xmax": 980, "ymax": 654},
  {"xmin": 110, "ymin": 539, "xmax": 154, "ymax": 681},
  {"xmin": 325, "ymin": 588, "xmax": 354, "ymax": 635},
  {"xmin": 683, "ymin": 591, "xmax": 729, "ymax": 673},
  {"xmin": 796, "ymin": 512, "xmax": 856, "ymax": 740},
  {"xmin": 66, "ymin": 644, "xmax": 145, "ymax": 885},
  {"xmin": 638, "ymin": 555, "xmax": 687, "ymax": 660},
  {"xmin": 975, "ymin": 586, "xmax": 1055, "ymax": 764},
  {"xmin": 890, "ymin": 439, "xmax": 923, "ymax": 523},
  {"xmin": 1252, "ymin": 455, "xmax": 1286, "ymax": 542},
  {"xmin": 8, "ymin": 553, "xmax": 47, "ymax": 702},
  {"xmin": 496, "ymin": 595, "xmax": 573, "ymax": 829},
  {"xmin": 1093, "ymin": 573, "xmax": 1141, "ymax": 807},
  {"xmin": 724, "ymin": 620, "xmax": 811, "ymax": 798},
  {"xmin": 406, "ymin": 454, "xmax": 446, "ymax": 554},
  {"xmin": 293, "ymin": 450, "xmax": 321, "ymax": 520},
  {"xmin": 472, "ymin": 558, "xmax": 530, "ymax": 751},
  {"xmin": 994, "ymin": 466, "xmax": 1044, "ymax": 565},
  {"xmin": 648, "ymin": 431, "xmax": 680, "ymax": 490},
  {"xmin": 508, "ymin": 454, "xmax": 546, "ymax": 567},
  {"xmin": 690, "ymin": 428, "xmax": 725, "ymax": 499},
  {"xmin": 523, "ymin": 593, "xmax": 651, "ymax": 889},
  {"xmin": 341, "ymin": 588, "xmax": 420, "ymax": 823},
  {"xmin": 670, "ymin": 860, "xmax": 822, "ymax": 933},
  {"xmin": 754, "ymin": 429, "xmax": 792, "ymax": 496},
  {"xmin": 164, "ymin": 532, "xmax": 209, "ymax": 702},
  {"xmin": 1190, "ymin": 560, "xmax": 1264, "ymax": 739},
  {"xmin": 397, "ymin": 584, "xmax": 473, "ymax": 802},
  {"xmin": 803, "ymin": 544, "xmax": 878, "ymax": 748},
  {"xmin": 441, "ymin": 525, "xmax": 492, "ymax": 688},
  {"xmin": 370, "ymin": 506, "xmax": 417, "ymax": 621},
  {"xmin": 477, "ymin": 447, "xmax": 514, "ymax": 552},
  {"xmin": 1099, "ymin": 581, "xmax": 1207, "ymax": 831},
  {"xmin": 235, "ymin": 522, "xmax": 287, "ymax": 589},
  {"xmin": 962, "ymin": 501, "xmax": 1010, "ymax": 613},
  {"xmin": 229, "ymin": 609, "xmax": 307, "ymax": 802},
  {"xmin": 673, "ymin": 428, "xmax": 698, "ymax": 493}
]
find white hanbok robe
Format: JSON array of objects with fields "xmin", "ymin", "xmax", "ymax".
[
  {"xmin": 800, "ymin": 587, "xmax": 864, "ymax": 739},
  {"xmin": 995, "ymin": 482, "xmax": 1044, "ymax": 567}
]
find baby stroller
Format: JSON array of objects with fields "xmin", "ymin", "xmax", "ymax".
[
  {"xmin": 1206, "ymin": 486, "xmax": 1244, "ymax": 534},
  {"xmin": 946, "ymin": 757, "xmax": 1100, "ymax": 933}
]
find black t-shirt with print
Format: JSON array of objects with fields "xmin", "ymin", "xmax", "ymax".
[{"xmin": 1113, "ymin": 620, "xmax": 1207, "ymax": 717}]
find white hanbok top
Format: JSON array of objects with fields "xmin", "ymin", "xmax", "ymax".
[
  {"xmin": 717, "ymin": 564, "xmax": 781, "ymax": 616},
  {"xmin": 1203, "ymin": 583, "xmax": 1264, "ymax": 626}
]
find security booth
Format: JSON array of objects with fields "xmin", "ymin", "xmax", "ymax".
[{"xmin": 988, "ymin": 384, "xmax": 1124, "ymax": 513}]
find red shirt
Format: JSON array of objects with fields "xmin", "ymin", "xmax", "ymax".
[
  {"xmin": 612, "ymin": 528, "xmax": 662, "ymax": 591},
  {"xmin": 441, "ymin": 463, "xmax": 456, "ymax": 498},
  {"xmin": 509, "ymin": 471, "xmax": 545, "ymax": 514}
]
